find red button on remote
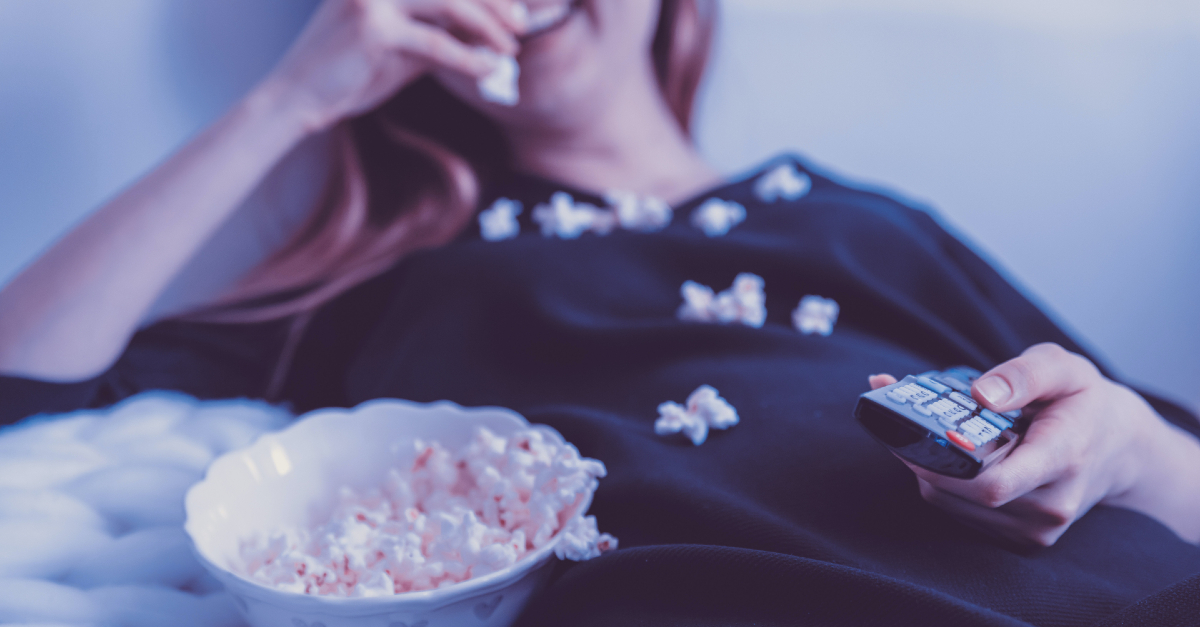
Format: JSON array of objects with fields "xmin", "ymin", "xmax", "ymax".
[{"xmin": 945, "ymin": 430, "xmax": 976, "ymax": 452}]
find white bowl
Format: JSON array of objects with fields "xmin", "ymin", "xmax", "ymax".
[{"xmin": 185, "ymin": 399, "xmax": 592, "ymax": 627}]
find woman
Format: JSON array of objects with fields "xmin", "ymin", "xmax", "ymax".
[{"xmin": 1, "ymin": 0, "xmax": 1198, "ymax": 624}]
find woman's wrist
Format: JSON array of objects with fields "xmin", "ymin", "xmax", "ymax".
[
  {"xmin": 241, "ymin": 75, "xmax": 336, "ymax": 146},
  {"xmin": 1105, "ymin": 398, "xmax": 1200, "ymax": 544}
]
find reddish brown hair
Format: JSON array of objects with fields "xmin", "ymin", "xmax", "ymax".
[{"xmin": 195, "ymin": 0, "xmax": 717, "ymax": 325}]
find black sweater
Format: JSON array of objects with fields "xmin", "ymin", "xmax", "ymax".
[{"xmin": 3, "ymin": 156, "xmax": 1198, "ymax": 626}]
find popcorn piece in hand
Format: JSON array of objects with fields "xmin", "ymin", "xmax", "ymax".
[
  {"xmin": 676, "ymin": 273, "xmax": 766, "ymax": 328},
  {"xmin": 605, "ymin": 189, "xmax": 673, "ymax": 232},
  {"xmin": 655, "ymin": 385, "xmax": 739, "ymax": 446},
  {"xmin": 754, "ymin": 163, "xmax": 812, "ymax": 202},
  {"xmin": 479, "ymin": 197, "xmax": 523, "ymax": 241},
  {"xmin": 477, "ymin": 48, "xmax": 520, "ymax": 106},
  {"xmin": 533, "ymin": 192, "xmax": 616, "ymax": 239},
  {"xmin": 690, "ymin": 198, "xmax": 746, "ymax": 237},
  {"xmin": 793, "ymin": 295, "xmax": 839, "ymax": 336}
]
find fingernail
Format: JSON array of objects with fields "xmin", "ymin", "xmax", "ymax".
[{"xmin": 975, "ymin": 376, "xmax": 1012, "ymax": 407}]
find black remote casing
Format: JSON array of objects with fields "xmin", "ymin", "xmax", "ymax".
[{"xmin": 854, "ymin": 367, "xmax": 1028, "ymax": 479}]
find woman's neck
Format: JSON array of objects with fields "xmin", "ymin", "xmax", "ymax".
[{"xmin": 503, "ymin": 65, "xmax": 722, "ymax": 205}]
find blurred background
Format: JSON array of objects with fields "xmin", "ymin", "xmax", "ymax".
[{"xmin": 1, "ymin": 0, "xmax": 1197, "ymax": 411}]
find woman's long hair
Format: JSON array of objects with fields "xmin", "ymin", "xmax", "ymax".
[{"xmin": 193, "ymin": 0, "xmax": 716, "ymax": 325}]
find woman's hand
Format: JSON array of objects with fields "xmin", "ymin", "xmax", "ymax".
[
  {"xmin": 0, "ymin": 0, "xmax": 523, "ymax": 381},
  {"xmin": 870, "ymin": 343, "xmax": 1200, "ymax": 547},
  {"xmin": 260, "ymin": 0, "xmax": 526, "ymax": 132}
]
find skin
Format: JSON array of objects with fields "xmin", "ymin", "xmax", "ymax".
[
  {"xmin": 0, "ymin": 0, "xmax": 1194, "ymax": 547},
  {"xmin": 870, "ymin": 343, "xmax": 1200, "ymax": 547},
  {"xmin": 0, "ymin": 0, "xmax": 718, "ymax": 382}
]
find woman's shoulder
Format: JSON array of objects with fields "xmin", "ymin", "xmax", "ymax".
[
  {"xmin": 686, "ymin": 153, "xmax": 951, "ymax": 251},
  {"xmin": 712, "ymin": 153, "xmax": 928, "ymax": 216}
]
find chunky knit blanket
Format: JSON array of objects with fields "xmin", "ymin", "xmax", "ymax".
[{"xmin": 0, "ymin": 392, "xmax": 289, "ymax": 626}]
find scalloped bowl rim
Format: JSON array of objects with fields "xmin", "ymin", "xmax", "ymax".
[{"xmin": 184, "ymin": 398, "xmax": 589, "ymax": 614}]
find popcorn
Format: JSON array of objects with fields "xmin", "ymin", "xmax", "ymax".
[
  {"xmin": 654, "ymin": 385, "xmax": 740, "ymax": 446},
  {"xmin": 690, "ymin": 197, "xmax": 746, "ymax": 237},
  {"xmin": 478, "ymin": 197, "xmax": 523, "ymax": 241},
  {"xmin": 554, "ymin": 515, "xmax": 618, "ymax": 561},
  {"xmin": 677, "ymin": 273, "xmax": 766, "ymax": 328},
  {"xmin": 235, "ymin": 427, "xmax": 613, "ymax": 597},
  {"xmin": 793, "ymin": 295, "xmax": 839, "ymax": 336},
  {"xmin": 605, "ymin": 189, "xmax": 673, "ymax": 232},
  {"xmin": 754, "ymin": 163, "xmax": 812, "ymax": 203},
  {"xmin": 532, "ymin": 192, "xmax": 616, "ymax": 239},
  {"xmin": 477, "ymin": 49, "xmax": 520, "ymax": 106}
]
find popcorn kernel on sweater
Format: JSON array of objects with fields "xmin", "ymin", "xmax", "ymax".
[
  {"xmin": 793, "ymin": 295, "xmax": 839, "ymax": 336},
  {"xmin": 755, "ymin": 163, "xmax": 812, "ymax": 203},
  {"xmin": 479, "ymin": 197, "xmax": 523, "ymax": 242},
  {"xmin": 677, "ymin": 273, "xmax": 766, "ymax": 328},
  {"xmin": 690, "ymin": 198, "xmax": 746, "ymax": 237},
  {"xmin": 655, "ymin": 385, "xmax": 740, "ymax": 446}
]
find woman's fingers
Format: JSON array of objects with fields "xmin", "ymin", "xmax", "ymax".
[
  {"xmin": 908, "ymin": 410, "xmax": 1079, "ymax": 508},
  {"xmin": 868, "ymin": 373, "xmax": 897, "ymax": 390},
  {"xmin": 971, "ymin": 342, "xmax": 1100, "ymax": 413},
  {"xmin": 482, "ymin": 0, "xmax": 529, "ymax": 33},
  {"xmin": 883, "ymin": 345, "xmax": 1200, "ymax": 546},
  {"xmin": 914, "ymin": 477, "xmax": 1082, "ymax": 547},
  {"xmin": 387, "ymin": 19, "xmax": 502, "ymax": 78},
  {"xmin": 408, "ymin": 0, "xmax": 520, "ymax": 55}
]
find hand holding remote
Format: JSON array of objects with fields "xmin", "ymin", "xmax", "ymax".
[{"xmin": 872, "ymin": 343, "xmax": 1200, "ymax": 547}]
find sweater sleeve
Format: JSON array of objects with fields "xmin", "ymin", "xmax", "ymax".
[{"xmin": 0, "ymin": 317, "xmax": 290, "ymax": 426}]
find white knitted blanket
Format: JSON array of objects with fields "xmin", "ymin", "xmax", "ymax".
[{"xmin": 0, "ymin": 392, "xmax": 291, "ymax": 626}]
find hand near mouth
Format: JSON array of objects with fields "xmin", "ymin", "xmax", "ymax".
[{"xmin": 260, "ymin": 0, "xmax": 528, "ymax": 132}]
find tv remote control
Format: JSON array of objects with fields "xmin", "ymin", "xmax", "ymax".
[{"xmin": 854, "ymin": 367, "xmax": 1027, "ymax": 479}]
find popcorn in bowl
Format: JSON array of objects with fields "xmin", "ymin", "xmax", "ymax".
[
  {"xmin": 235, "ymin": 427, "xmax": 615, "ymax": 598},
  {"xmin": 185, "ymin": 399, "xmax": 615, "ymax": 627}
]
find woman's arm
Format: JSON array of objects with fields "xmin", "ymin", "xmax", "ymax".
[
  {"xmin": 872, "ymin": 343, "xmax": 1200, "ymax": 546},
  {"xmin": 0, "ymin": 89, "xmax": 309, "ymax": 381},
  {"xmin": 0, "ymin": 0, "xmax": 522, "ymax": 382}
]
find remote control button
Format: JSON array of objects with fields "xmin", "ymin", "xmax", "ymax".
[
  {"xmin": 937, "ymin": 375, "xmax": 973, "ymax": 394},
  {"xmin": 912, "ymin": 402, "xmax": 933, "ymax": 416},
  {"xmin": 945, "ymin": 430, "xmax": 976, "ymax": 451},
  {"xmin": 887, "ymin": 383, "xmax": 929, "ymax": 403},
  {"xmin": 948, "ymin": 391, "xmax": 978, "ymax": 411},
  {"xmin": 1003, "ymin": 409, "xmax": 1022, "ymax": 420},
  {"xmin": 979, "ymin": 409, "xmax": 1013, "ymax": 431},
  {"xmin": 938, "ymin": 414, "xmax": 959, "ymax": 429},
  {"xmin": 927, "ymin": 399, "xmax": 970, "ymax": 423},
  {"xmin": 906, "ymin": 386, "xmax": 936, "ymax": 404},
  {"xmin": 959, "ymin": 417, "xmax": 1001, "ymax": 443},
  {"xmin": 916, "ymin": 377, "xmax": 951, "ymax": 395},
  {"xmin": 885, "ymin": 390, "xmax": 909, "ymax": 404}
]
